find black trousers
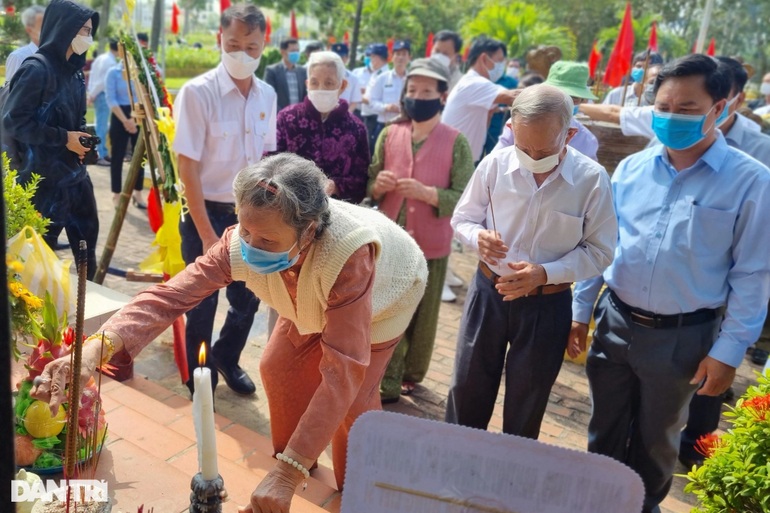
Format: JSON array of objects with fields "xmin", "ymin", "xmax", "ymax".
[
  {"xmin": 34, "ymin": 174, "xmax": 99, "ymax": 280},
  {"xmin": 363, "ymin": 114, "xmax": 379, "ymax": 157},
  {"xmin": 179, "ymin": 202, "xmax": 260, "ymax": 392},
  {"xmin": 109, "ymin": 105, "xmax": 142, "ymax": 194},
  {"xmin": 445, "ymin": 268, "xmax": 572, "ymax": 438}
]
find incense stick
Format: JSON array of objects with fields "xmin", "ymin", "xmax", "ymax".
[
  {"xmin": 374, "ymin": 482, "xmax": 519, "ymax": 513},
  {"xmin": 486, "ymin": 186, "xmax": 498, "ymax": 236}
]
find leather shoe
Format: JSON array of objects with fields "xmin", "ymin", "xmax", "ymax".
[{"xmin": 213, "ymin": 362, "xmax": 256, "ymax": 395}]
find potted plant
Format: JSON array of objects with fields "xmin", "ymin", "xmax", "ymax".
[{"xmin": 684, "ymin": 373, "xmax": 770, "ymax": 512}]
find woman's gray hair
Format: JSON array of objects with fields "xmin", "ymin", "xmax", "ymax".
[
  {"xmin": 233, "ymin": 154, "xmax": 331, "ymax": 239},
  {"xmin": 307, "ymin": 51, "xmax": 345, "ymax": 83},
  {"xmin": 510, "ymin": 84, "xmax": 573, "ymax": 136}
]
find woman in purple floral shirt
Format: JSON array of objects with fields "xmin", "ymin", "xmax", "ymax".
[{"xmin": 276, "ymin": 51, "xmax": 370, "ymax": 203}]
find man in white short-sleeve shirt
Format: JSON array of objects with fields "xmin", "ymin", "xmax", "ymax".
[
  {"xmin": 173, "ymin": 4, "xmax": 276, "ymax": 397},
  {"xmin": 441, "ymin": 37, "xmax": 519, "ymax": 163},
  {"xmin": 330, "ymin": 43, "xmax": 362, "ymax": 111}
]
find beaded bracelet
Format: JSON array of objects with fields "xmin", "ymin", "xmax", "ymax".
[
  {"xmin": 275, "ymin": 452, "xmax": 310, "ymax": 479},
  {"xmin": 85, "ymin": 333, "xmax": 116, "ymax": 366}
]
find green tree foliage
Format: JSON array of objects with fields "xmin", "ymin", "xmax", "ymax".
[{"xmin": 462, "ymin": 1, "xmax": 577, "ymax": 61}]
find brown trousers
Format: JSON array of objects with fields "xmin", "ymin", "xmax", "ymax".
[{"xmin": 260, "ymin": 317, "xmax": 399, "ymax": 489}]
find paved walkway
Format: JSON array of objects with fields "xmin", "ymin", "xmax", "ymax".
[{"xmin": 77, "ymin": 163, "xmax": 763, "ymax": 513}]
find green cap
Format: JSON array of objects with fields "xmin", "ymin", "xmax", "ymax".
[{"xmin": 544, "ymin": 61, "xmax": 597, "ymax": 100}]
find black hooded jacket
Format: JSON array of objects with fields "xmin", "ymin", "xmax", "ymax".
[{"xmin": 2, "ymin": 0, "xmax": 99, "ymax": 184}]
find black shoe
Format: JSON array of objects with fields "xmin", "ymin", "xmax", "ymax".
[
  {"xmin": 751, "ymin": 348, "xmax": 769, "ymax": 366},
  {"xmin": 213, "ymin": 362, "xmax": 256, "ymax": 395}
]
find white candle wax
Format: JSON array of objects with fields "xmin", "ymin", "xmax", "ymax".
[{"xmin": 193, "ymin": 366, "xmax": 218, "ymax": 480}]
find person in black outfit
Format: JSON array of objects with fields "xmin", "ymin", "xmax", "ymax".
[{"xmin": 2, "ymin": 0, "xmax": 100, "ymax": 279}]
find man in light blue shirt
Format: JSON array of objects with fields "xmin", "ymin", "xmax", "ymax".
[{"xmin": 570, "ymin": 54, "xmax": 770, "ymax": 513}]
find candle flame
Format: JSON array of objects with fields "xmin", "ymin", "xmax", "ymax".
[{"xmin": 198, "ymin": 343, "xmax": 206, "ymax": 367}]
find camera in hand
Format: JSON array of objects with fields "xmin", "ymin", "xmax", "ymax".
[{"xmin": 79, "ymin": 135, "xmax": 101, "ymax": 149}]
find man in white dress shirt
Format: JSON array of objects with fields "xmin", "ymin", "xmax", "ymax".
[
  {"xmin": 330, "ymin": 42, "xmax": 362, "ymax": 111},
  {"xmin": 173, "ymin": 3, "xmax": 276, "ymax": 396},
  {"xmin": 366, "ymin": 39, "xmax": 410, "ymax": 142},
  {"xmin": 441, "ymin": 36, "xmax": 519, "ymax": 163},
  {"xmin": 446, "ymin": 84, "xmax": 617, "ymax": 439},
  {"xmin": 5, "ymin": 5, "xmax": 45, "ymax": 82}
]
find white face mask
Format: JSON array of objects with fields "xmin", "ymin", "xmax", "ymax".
[
  {"xmin": 487, "ymin": 59, "xmax": 505, "ymax": 83},
  {"xmin": 307, "ymin": 89, "xmax": 340, "ymax": 113},
  {"xmin": 514, "ymin": 142, "xmax": 563, "ymax": 174},
  {"xmin": 506, "ymin": 67, "xmax": 520, "ymax": 80},
  {"xmin": 432, "ymin": 53, "xmax": 451, "ymax": 68},
  {"xmin": 761, "ymin": 82, "xmax": 770, "ymax": 96},
  {"xmin": 222, "ymin": 50, "xmax": 261, "ymax": 80},
  {"xmin": 71, "ymin": 35, "xmax": 93, "ymax": 56}
]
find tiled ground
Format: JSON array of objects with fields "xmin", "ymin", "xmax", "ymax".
[{"xmin": 66, "ymin": 163, "xmax": 765, "ymax": 513}]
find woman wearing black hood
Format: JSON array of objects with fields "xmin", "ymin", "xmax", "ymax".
[{"xmin": 2, "ymin": 0, "xmax": 100, "ymax": 279}]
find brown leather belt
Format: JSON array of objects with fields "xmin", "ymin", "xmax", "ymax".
[{"xmin": 478, "ymin": 261, "xmax": 571, "ymax": 295}]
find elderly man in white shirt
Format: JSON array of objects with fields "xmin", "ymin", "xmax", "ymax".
[
  {"xmin": 366, "ymin": 40, "xmax": 410, "ymax": 141},
  {"xmin": 4, "ymin": 5, "xmax": 44, "ymax": 82},
  {"xmin": 446, "ymin": 84, "xmax": 617, "ymax": 439},
  {"xmin": 173, "ymin": 4, "xmax": 276, "ymax": 397}
]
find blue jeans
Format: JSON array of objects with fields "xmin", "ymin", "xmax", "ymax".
[
  {"xmin": 93, "ymin": 92, "xmax": 110, "ymax": 159},
  {"xmin": 180, "ymin": 202, "xmax": 260, "ymax": 391}
]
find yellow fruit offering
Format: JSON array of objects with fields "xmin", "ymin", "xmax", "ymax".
[{"xmin": 23, "ymin": 401, "xmax": 66, "ymax": 438}]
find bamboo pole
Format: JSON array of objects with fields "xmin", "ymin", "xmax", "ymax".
[
  {"xmin": 93, "ymin": 135, "xmax": 147, "ymax": 284},
  {"xmin": 637, "ymin": 50, "xmax": 652, "ymax": 106},
  {"xmin": 620, "ymin": 65, "xmax": 633, "ymax": 106}
]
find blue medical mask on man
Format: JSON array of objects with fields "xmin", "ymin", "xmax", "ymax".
[
  {"xmin": 631, "ymin": 67, "xmax": 645, "ymax": 83},
  {"xmin": 288, "ymin": 51, "xmax": 301, "ymax": 65},
  {"xmin": 364, "ymin": 56, "xmax": 371, "ymax": 68},
  {"xmin": 651, "ymin": 104, "xmax": 718, "ymax": 150},
  {"xmin": 715, "ymin": 96, "xmax": 739, "ymax": 128}
]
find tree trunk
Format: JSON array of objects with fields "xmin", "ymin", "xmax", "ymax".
[
  {"xmin": 99, "ymin": 0, "xmax": 112, "ymax": 53},
  {"xmin": 349, "ymin": 0, "xmax": 364, "ymax": 70},
  {"xmin": 183, "ymin": 5, "xmax": 191, "ymax": 36},
  {"xmin": 150, "ymin": 0, "xmax": 164, "ymax": 54}
]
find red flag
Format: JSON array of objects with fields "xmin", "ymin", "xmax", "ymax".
[
  {"xmin": 706, "ymin": 37, "xmax": 716, "ymax": 56},
  {"xmin": 290, "ymin": 10, "xmax": 299, "ymax": 39},
  {"xmin": 463, "ymin": 45, "xmax": 470, "ymax": 62},
  {"xmin": 344, "ymin": 31, "xmax": 350, "ymax": 46},
  {"xmin": 220, "ymin": 0, "xmax": 230, "ymax": 14},
  {"xmin": 588, "ymin": 40, "xmax": 602, "ymax": 79},
  {"xmin": 171, "ymin": 3, "xmax": 180, "ymax": 35},
  {"xmin": 648, "ymin": 21, "xmax": 658, "ymax": 52},
  {"xmin": 603, "ymin": 3, "xmax": 635, "ymax": 87},
  {"xmin": 266, "ymin": 17, "xmax": 272, "ymax": 43},
  {"xmin": 387, "ymin": 37, "xmax": 394, "ymax": 60},
  {"xmin": 425, "ymin": 32, "xmax": 434, "ymax": 57}
]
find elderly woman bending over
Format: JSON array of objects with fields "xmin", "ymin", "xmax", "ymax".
[
  {"xmin": 276, "ymin": 51, "xmax": 371, "ymax": 203},
  {"xmin": 33, "ymin": 153, "xmax": 428, "ymax": 513}
]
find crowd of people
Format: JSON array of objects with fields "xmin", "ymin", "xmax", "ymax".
[{"xmin": 4, "ymin": 1, "xmax": 770, "ymax": 513}]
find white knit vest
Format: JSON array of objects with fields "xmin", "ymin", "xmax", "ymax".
[{"xmin": 230, "ymin": 199, "xmax": 428, "ymax": 343}]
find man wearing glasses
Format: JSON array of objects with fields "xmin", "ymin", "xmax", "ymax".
[{"xmin": 2, "ymin": 0, "xmax": 101, "ymax": 278}]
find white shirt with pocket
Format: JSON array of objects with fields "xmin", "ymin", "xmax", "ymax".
[
  {"xmin": 451, "ymin": 145, "xmax": 617, "ymax": 285},
  {"xmin": 442, "ymin": 69, "xmax": 507, "ymax": 162},
  {"xmin": 173, "ymin": 63, "xmax": 277, "ymax": 203},
  {"xmin": 366, "ymin": 69, "xmax": 406, "ymax": 123}
]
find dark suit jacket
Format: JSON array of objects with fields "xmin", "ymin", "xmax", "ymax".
[{"xmin": 264, "ymin": 61, "xmax": 307, "ymax": 112}]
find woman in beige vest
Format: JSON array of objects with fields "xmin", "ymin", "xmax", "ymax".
[
  {"xmin": 32, "ymin": 153, "xmax": 427, "ymax": 513},
  {"xmin": 368, "ymin": 58, "xmax": 474, "ymax": 403}
]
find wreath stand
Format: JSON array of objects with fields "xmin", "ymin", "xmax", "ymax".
[{"xmin": 92, "ymin": 41, "xmax": 189, "ymax": 384}]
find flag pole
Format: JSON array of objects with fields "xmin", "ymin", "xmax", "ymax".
[
  {"xmin": 637, "ymin": 49, "xmax": 651, "ymax": 106},
  {"xmin": 695, "ymin": 0, "xmax": 716, "ymax": 53},
  {"xmin": 620, "ymin": 65, "xmax": 633, "ymax": 106}
]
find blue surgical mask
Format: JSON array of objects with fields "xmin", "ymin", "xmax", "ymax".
[
  {"xmin": 631, "ymin": 67, "xmax": 645, "ymax": 83},
  {"xmin": 651, "ymin": 105, "xmax": 716, "ymax": 151},
  {"xmin": 240, "ymin": 236, "xmax": 300, "ymax": 274},
  {"xmin": 715, "ymin": 96, "xmax": 737, "ymax": 128},
  {"xmin": 288, "ymin": 51, "xmax": 301, "ymax": 65},
  {"xmin": 572, "ymin": 105, "xmax": 580, "ymax": 116},
  {"xmin": 364, "ymin": 56, "xmax": 371, "ymax": 68}
]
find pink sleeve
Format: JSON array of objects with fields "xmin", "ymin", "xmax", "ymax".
[
  {"xmin": 102, "ymin": 228, "xmax": 236, "ymax": 357},
  {"xmin": 287, "ymin": 244, "xmax": 376, "ymax": 460}
]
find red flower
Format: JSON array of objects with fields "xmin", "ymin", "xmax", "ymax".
[
  {"xmin": 743, "ymin": 393, "xmax": 770, "ymax": 421},
  {"xmin": 694, "ymin": 433, "xmax": 722, "ymax": 458}
]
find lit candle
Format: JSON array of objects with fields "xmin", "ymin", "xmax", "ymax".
[{"xmin": 193, "ymin": 343, "xmax": 218, "ymax": 480}]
